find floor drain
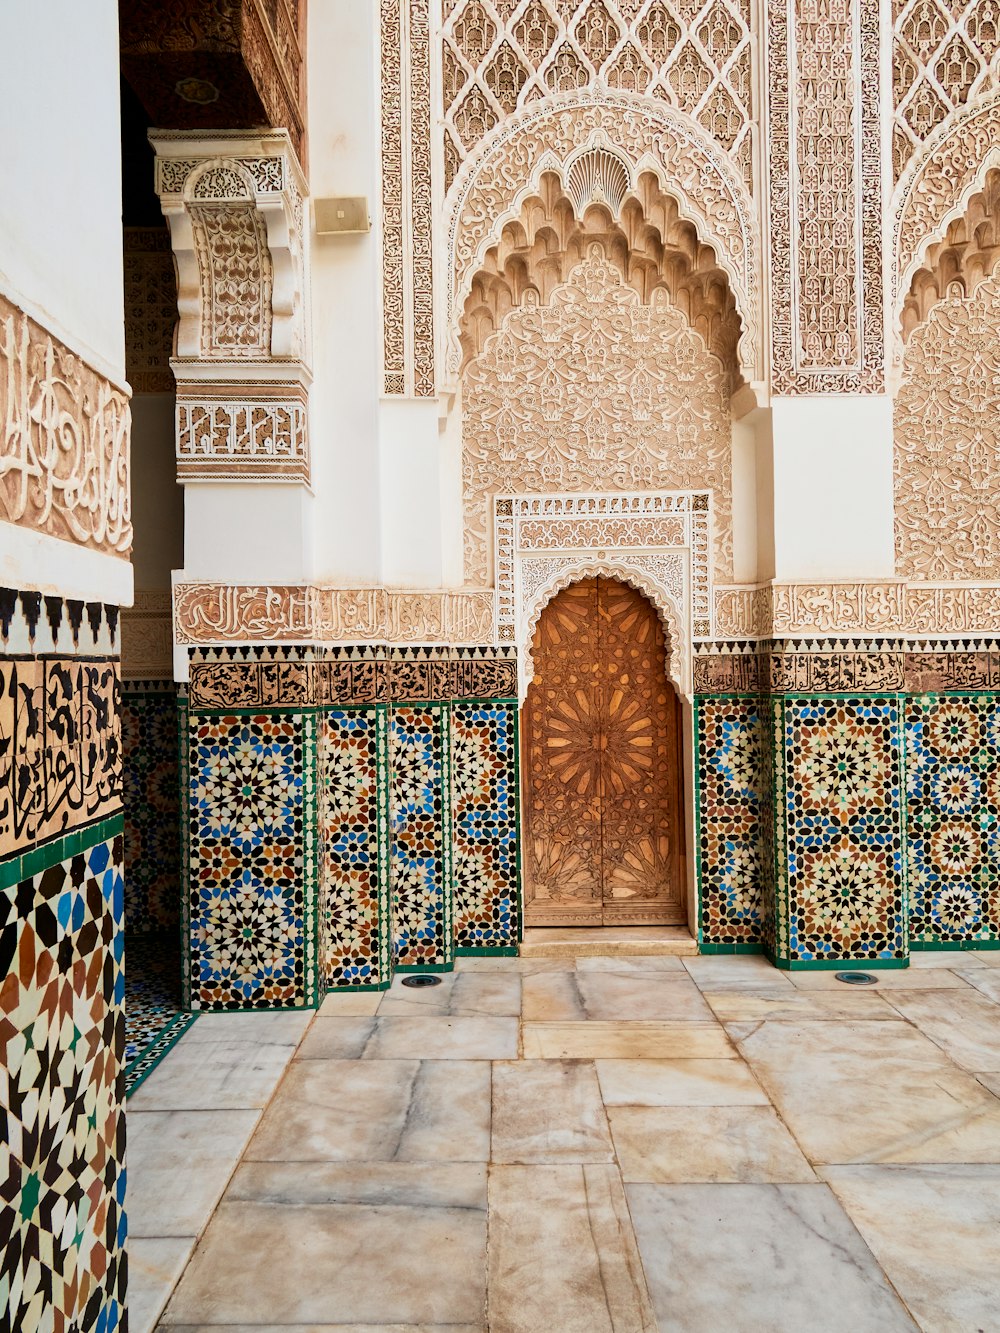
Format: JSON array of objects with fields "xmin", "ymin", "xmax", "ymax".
[
  {"xmin": 835, "ymin": 971, "xmax": 879, "ymax": 985},
  {"xmin": 401, "ymin": 975, "xmax": 443, "ymax": 988}
]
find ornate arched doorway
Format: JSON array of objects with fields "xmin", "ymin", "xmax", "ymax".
[{"xmin": 522, "ymin": 576, "xmax": 686, "ymax": 927}]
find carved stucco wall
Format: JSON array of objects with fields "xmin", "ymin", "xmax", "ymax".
[
  {"xmin": 462, "ymin": 247, "xmax": 731, "ymax": 585},
  {"xmin": 895, "ymin": 275, "xmax": 1000, "ymax": 580}
]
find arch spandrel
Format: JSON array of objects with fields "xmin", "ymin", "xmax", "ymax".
[
  {"xmin": 444, "ymin": 91, "xmax": 761, "ymax": 385},
  {"xmin": 894, "ymin": 92, "xmax": 1000, "ymax": 334}
]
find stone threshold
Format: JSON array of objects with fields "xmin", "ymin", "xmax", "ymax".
[{"xmin": 519, "ymin": 926, "xmax": 699, "ymax": 958}]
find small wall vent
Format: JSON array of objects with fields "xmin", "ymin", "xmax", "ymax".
[{"xmin": 314, "ymin": 197, "xmax": 371, "ymax": 235}]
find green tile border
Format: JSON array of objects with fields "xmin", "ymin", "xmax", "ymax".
[
  {"xmin": 697, "ymin": 942, "xmax": 764, "ymax": 955},
  {"xmin": 455, "ymin": 946, "xmax": 519, "ymax": 957},
  {"xmin": 910, "ymin": 938, "xmax": 1000, "ymax": 952},
  {"xmin": 1, "ymin": 812, "xmax": 125, "ymax": 891},
  {"xmin": 124, "ymin": 1012, "xmax": 198, "ymax": 1098}
]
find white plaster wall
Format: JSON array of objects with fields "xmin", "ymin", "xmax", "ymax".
[
  {"xmin": 0, "ymin": 2, "xmax": 125, "ymax": 384},
  {"xmin": 769, "ymin": 396, "xmax": 896, "ymax": 581},
  {"xmin": 307, "ymin": 0, "xmax": 382, "ymax": 583},
  {"xmin": 0, "ymin": 0, "xmax": 129, "ymax": 606},
  {"xmin": 183, "ymin": 487, "xmax": 315, "ymax": 583},
  {"xmin": 380, "ymin": 399, "xmax": 444, "ymax": 587},
  {"xmin": 131, "ymin": 396, "xmax": 183, "ymax": 591},
  {"xmin": 730, "ymin": 415, "xmax": 759, "ymax": 584}
]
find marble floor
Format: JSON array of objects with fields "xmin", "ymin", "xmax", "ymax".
[{"xmin": 131, "ymin": 949, "xmax": 1000, "ymax": 1331}]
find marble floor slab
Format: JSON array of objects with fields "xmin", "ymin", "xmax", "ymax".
[
  {"xmin": 627, "ymin": 1183, "xmax": 917, "ymax": 1331},
  {"xmin": 522, "ymin": 1021, "xmax": 736, "ymax": 1060},
  {"xmin": 786, "ymin": 967, "xmax": 972, "ymax": 990},
  {"xmin": 127, "ymin": 1109, "xmax": 261, "ymax": 1236},
  {"xmin": 522, "ymin": 971, "xmax": 715, "ymax": 1022},
  {"xmin": 296, "ymin": 1015, "xmax": 519, "ymax": 1061},
  {"xmin": 680, "ymin": 954, "xmax": 795, "ymax": 990},
  {"xmin": 609, "ymin": 1104, "xmax": 816, "ymax": 1183},
  {"xmin": 735, "ymin": 1018, "xmax": 1000, "ymax": 1164},
  {"xmin": 487, "ymin": 1164, "xmax": 656, "ymax": 1333},
  {"xmin": 246, "ymin": 1058, "xmax": 491, "ymax": 1162},
  {"xmin": 128, "ymin": 1237, "xmax": 195, "ymax": 1333},
  {"xmin": 705, "ymin": 988, "xmax": 899, "ymax": 1023},
  {"xmin": 132, "ymin": 952, "xmax": 1000, "ymax": 1329},
  {"xmin": 160, "ymin": 1161, "xmax": 488, "ymax": 1327},
  {"xmin": 823, "ymin": 1164, "xmax": 1000, "ymax": 1332},
  {"xmin": 377, "ymin": 970, "xmax": 521, "ymax": 1017},
  {"xmin": 954, "ymin": 965, "xmax": 1000, "ymax": 1003},
  {"xmin": 575, "ymin": 954, "xmax": 687, "ymax": 973},
  {"xmin": 127, "ymin": 1032, "xmax": 303, "ymax": 1112},
  {"xmin": 317, "ymin": 990, "xmax": 385, "ymax": 1016},
  {"xmin": 907, "ymin": 949, "xmax": 987, "ymax": 968},
  {"xmin": 491, "ymin": 1059, "xmax": 613, "ymax": 1163},
  {"xmin": 884, "ymin": 987, "xmax": 1000, "ymax": 1073},
  {"xmin": 596, "ymin": 1058, "xmax": 768, "ymax": 1107}
]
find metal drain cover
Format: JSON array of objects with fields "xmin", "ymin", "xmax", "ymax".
[
  {"xmin": 401, "ymin": 975, "xmax": 443, "ymax": 988},
  {"xmin": 835, "ymin": 971, "xmax": 879, "ymax": 985}
]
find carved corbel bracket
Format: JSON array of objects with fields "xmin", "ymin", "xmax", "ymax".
[{"xmin": 151, "ymin": 130, "xmax": 307, "ymax": 364}]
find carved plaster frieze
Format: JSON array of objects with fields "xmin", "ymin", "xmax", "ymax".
[
  {"xmin": 121, "ymin": 592, "xmax": 173, "ymax": 680},
  {"xmin": 175, "ymin": 379, "xmax": 309, "ymax": 482},
  {"xmin": 892, "ymin": 4, "xmax": 1000, "ymax": 183},
  {"xmin": 173, "ymin": 583, "xmax": 496, "ymax": 645},
  {"xmin": 714, "ymin": 582, "xmax": 1000, "ymax": 639},
  {"xmin": 767, "ymin": 0, "xmax": 884, "ymax": 393},
  {"xmin": 0, "ymin": 290, "xmax": 131, "ymax": 556}
]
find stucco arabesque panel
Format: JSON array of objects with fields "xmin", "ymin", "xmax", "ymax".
[
  {"xmin": 895, "ymin": 276, "xmax": 1000, "ymax": 582},
  {"xmin": 463, "ymin": 249, "xmax": 732, "ymax": 589},
  {"xmin": 494, "ymin": 491, "xmax": 709, "ymax": 701},
  {"xmin": 444, "ymin": 92, "xmax": 761, "ymax": 385}
]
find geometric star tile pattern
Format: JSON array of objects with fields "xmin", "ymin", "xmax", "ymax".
[
  {"xmin": 452, "ymin": 700, "xmax": 519, "ymax": 952},
  {"xmin": 905, "ymin": 694, "xmax": 1000, "ymax": 946},
  {"xmin": 389, "ymin": 706, "xmax": 453, "ymax": 968},
  {"xmin": 0, "ymin": 827, "xmax": 127, "ymax": 1333},
  {"xmin": 694, "ymin": 697, "xmax": 764, "ymax": 947},
  {"xmin": 122, "ymin": 684, "xmax": 180, "ymax": 933},
  {"xmin": 320, "ymin": 708, "xmax": 391, "ymax": 987},
  {"xmin": 188, "ymin": 713, "xmax": 317, "ymax": 1008},
  {"xmin": 780, "ymin": 697, "xmax": 906, "ymax": 965}
]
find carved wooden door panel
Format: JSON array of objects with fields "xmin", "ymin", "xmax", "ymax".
[
  {"xmin": 598, "ymin": 577, "xmax": 685, "ymax": 925},
  {"xmin": 522, "ymin": 580, "xmax": 605, "ymax": 925},
  {"xmin": 522, "ymin": 577, "xmax": 685, "ymax": 927}
]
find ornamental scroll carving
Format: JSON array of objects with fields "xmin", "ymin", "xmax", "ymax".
[
  {"xmin": 895, "ymin": 277, "xmax": 1000, "ymax": 580},
  {"xmin": 463, "ymin": 249, "xmax": 732, "ymax": 586},
  {"xmin": 441, "ymin": 0, "xmax": 754, "ymax": 192},
  {"xmin": 445, "ymin": 94, "xmax": 760, "ymax": 382},
  {"xmin": 767, "ymin": 0, "xmax": 884, "ymax": 392},
  {"xmin": 0, "ymin": 291, "xmax": 131, "ymax": 556},
  {"xmin": 381, "ymin": 0, "xmax": 434, "ymax": 396}
]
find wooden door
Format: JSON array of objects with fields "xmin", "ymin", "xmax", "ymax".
[{"xmin": 522, "ymin": 577, "xmax": 685, "ymax": 927}]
